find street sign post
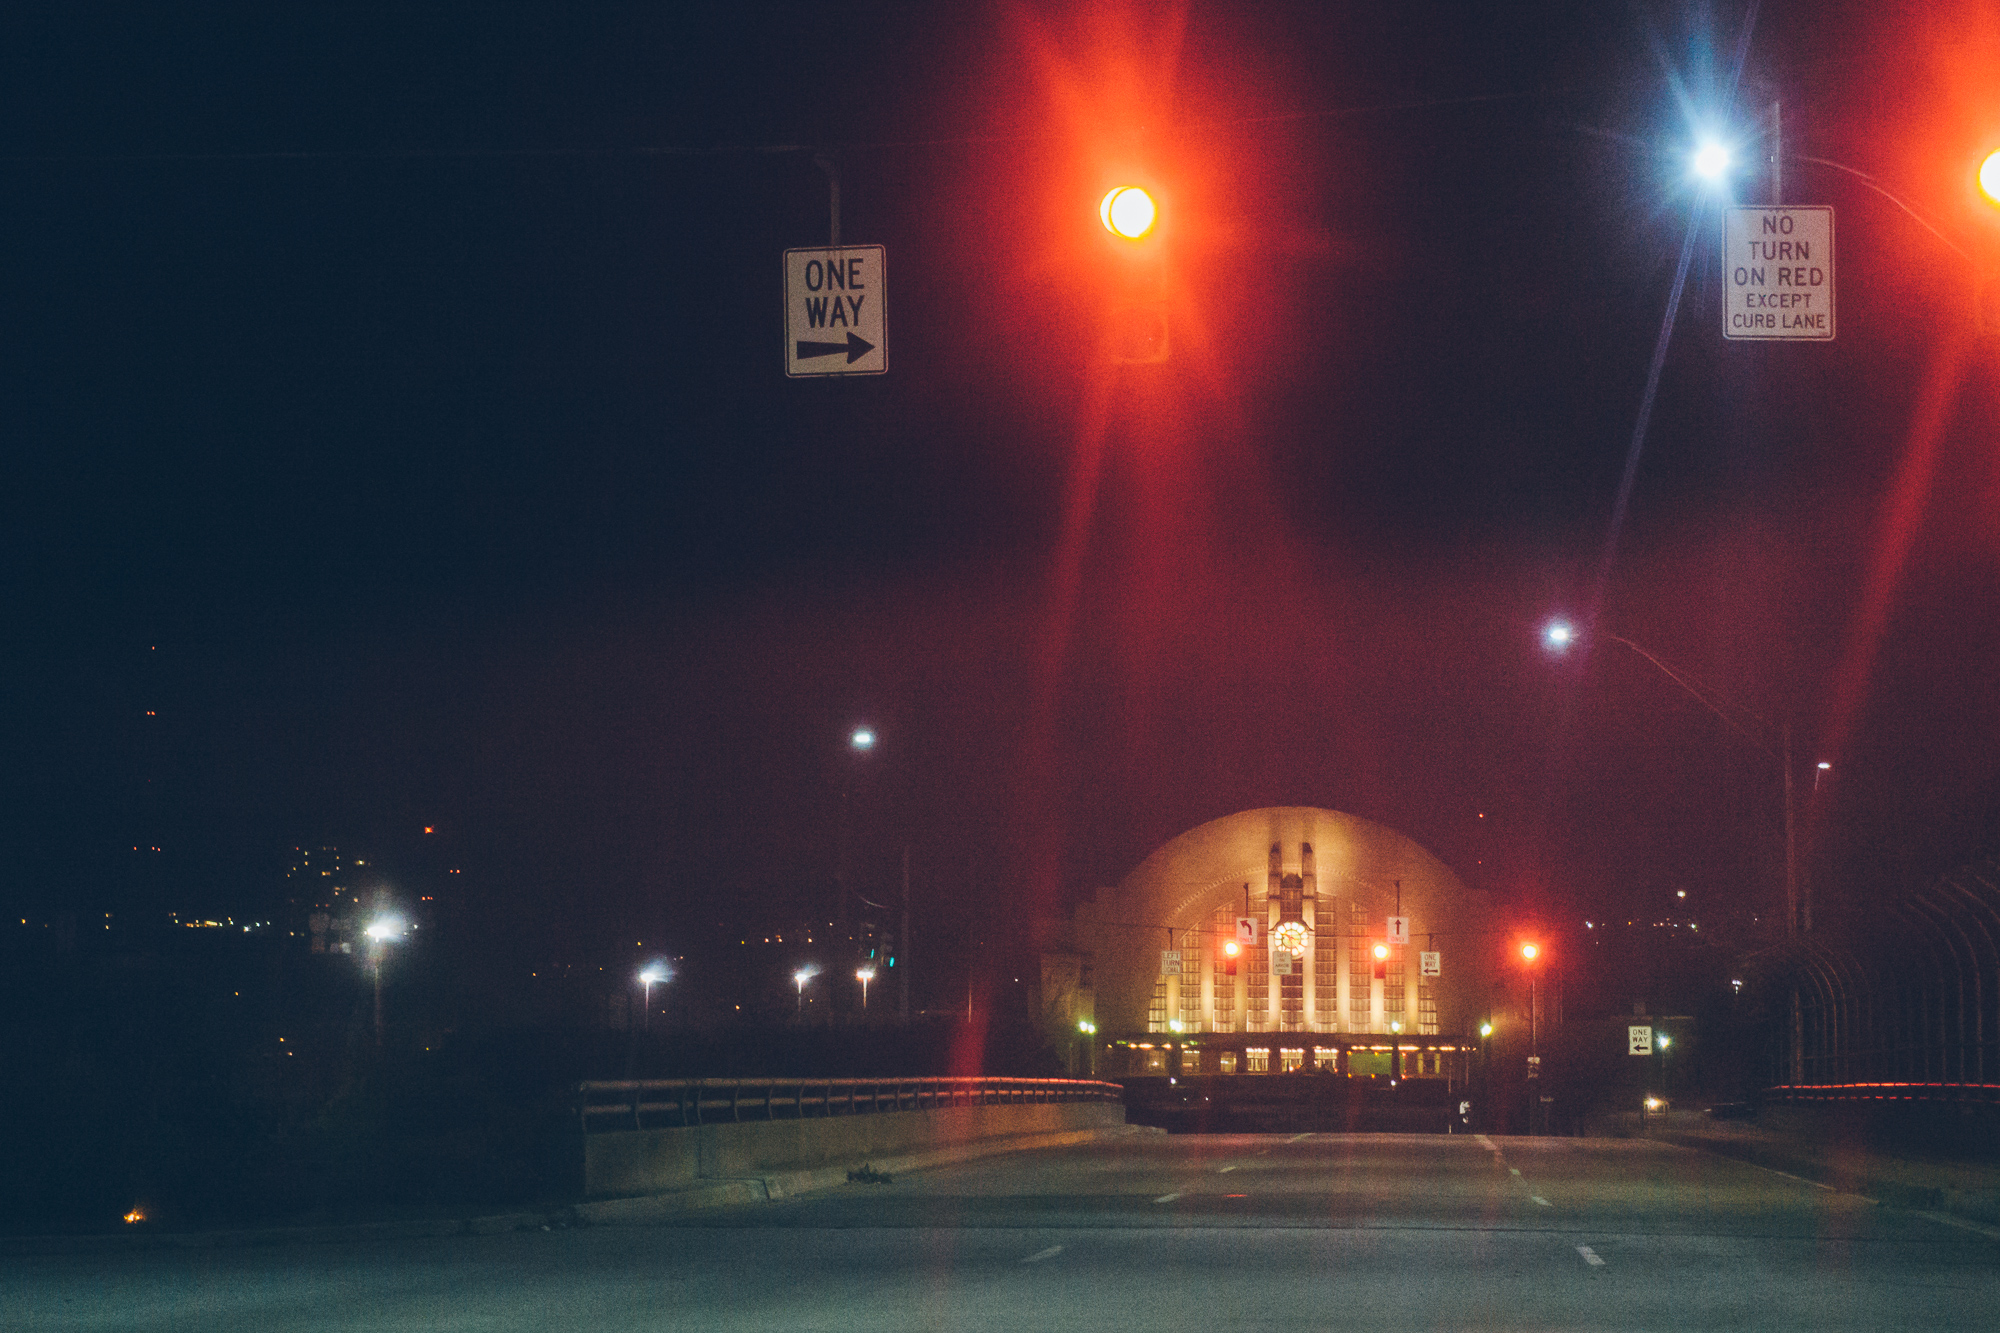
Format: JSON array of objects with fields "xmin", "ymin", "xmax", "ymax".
[
  {"xmin": 1629, "ymin": 1025, "xmax": 1654, "ymax": 1055},
  {"xmin": 784, "ymin": 245, "xmax": 887, "ymax": 376},
  {"xmin": 1386, "ymin": 916, "xmax": 1409, "ymax": 946},
  {"xmin": 1723, "ymin": 207, "xmax": 1833, "ymax": 341},
  {"xmin": 1420, "ymin": 950, "xmax": 1440, "ymax": 978}
]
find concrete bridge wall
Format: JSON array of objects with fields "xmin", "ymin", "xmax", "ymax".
[{"xmin": 582, "ymin": 1101, "xmax": 1125, "ymax": 1200}]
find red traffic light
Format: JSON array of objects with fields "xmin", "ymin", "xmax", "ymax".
[
  {"xmin": 1099, "ymin": 186, "xmax": 1157, "ymax": 239},
  {"xmin": 1222, "ymin": 939, "xmax": 1240, "ymax": 957}
]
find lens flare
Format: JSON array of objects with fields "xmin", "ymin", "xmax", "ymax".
[
  {"xmin": 1980, "ymin": 151, "xmax": 2000, "ymax": 206},
  {"xmin": 1692, "ymin": 142, "xmax": 1729, "ymax": 182}
]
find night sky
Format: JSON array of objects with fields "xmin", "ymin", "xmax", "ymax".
[{"xmin": 7, "ymin": 2, "xmax": 1998, "ymax": 1008}]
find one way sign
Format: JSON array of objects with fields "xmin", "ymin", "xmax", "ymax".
[{"xmin": 784, "ymin": 245, "xmax": 886, "ymax": 376}]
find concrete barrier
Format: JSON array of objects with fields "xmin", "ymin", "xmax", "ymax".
[{"xmin": 583, "ymin": 1100, "xmax": 1125, "ymax": 1200}]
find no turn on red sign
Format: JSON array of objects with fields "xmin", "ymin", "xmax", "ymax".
[{"xmin": 1723, "ymin": 207, "xmax": 1834, "ymax": 341}]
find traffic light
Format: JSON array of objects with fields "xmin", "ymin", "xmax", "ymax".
[
  {"xmin": 1222, "ymin": 938, "xmax": 1240, "ymax": 976},
  {"xmin": 1372, "ymin": 942, "xmax": 1388, "ymax": 981},
  {"xmin": 1099, "ymin": 187, "xmax": 1157, "ymax": 240}
]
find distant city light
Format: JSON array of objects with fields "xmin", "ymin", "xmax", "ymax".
[
  {"xmin": 1479, "ymin": 1023, "xmax": 1494, "ymax": 1037},
  {"xmin": 850, "ymin": 728, "xmax": 875, "ymax": 751}
]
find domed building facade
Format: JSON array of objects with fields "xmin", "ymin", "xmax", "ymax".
[{"xmin": 1044, "ymin": 807, "xmax": 1500, "ymax": 1080}]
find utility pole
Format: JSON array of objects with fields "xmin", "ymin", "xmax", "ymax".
[{"xmin": 899, "ymin": 844, "xmax": 911, "ymax": 1023}]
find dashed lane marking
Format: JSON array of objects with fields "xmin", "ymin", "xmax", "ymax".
[
  {"xmin": 1021, "ymin": 1246, "xmax": 1064, "ymax": 1264},
  {"xmin": 1152, "ymin": 1193, "xmax": 1182, "ymax": 1204},
  {"xmin": 1475, "ymin": 1134, "xmax": 1498, "ymax": 1152},
  {"xmin": 1509, "ymin": 1168, "xmax": 1522, "ymax": 1177},
  {"xmin": 1287, "ymin": 1133, "xmax": 1312, "ymax": 1142},
  {"xmin": 1577, "ymin": 1245, "xmax": 1604, "ymax": 1266},
  {"xmin": 1532, "ymin": 1196, "xmax": 1552, "ymax": 1207},
  {"xmin": 1915, "ymin": 1211, "xmax": 2000, "ymax": 1242},
  {"xmin": 1218, "ymin": 1165, "xmax": 1238, "ymax": 1173}
]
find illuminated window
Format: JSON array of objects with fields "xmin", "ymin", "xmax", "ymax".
[
  {"xmin": 1245, "ymin": 1047, "xmax": 1270, "ymax": 1074},
  {"xmin": 1279, "ymin": 1048, "xmax": 1305, "ymax": 1073},
  {"xmin": 1219, "ymin": 1051, "xmax": 1239, "ymax": 1075},
  {"xmin": 1180, "ymin": 1049, "xmax": 1201, "ymax": 1076},
  {"xmin": 1147, "ymin": 976, "xmax": 1167, "ymax": 1033},
  {"xmin": 1313, "ymin": 1046, "xmax": 1338, "ymax": 1071}
]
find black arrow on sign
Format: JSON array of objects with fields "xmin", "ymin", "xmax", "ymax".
[{"xmin": 795, "ymin": 332, "xmax": 875, "ymax": 364}]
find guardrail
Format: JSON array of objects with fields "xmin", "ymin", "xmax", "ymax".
[
  {"xmin": 1767, "ymin": 1082, "xmax": 2000, "ymax": 1106},
  {"xmin": 578, "ymin": 1076, "xmax": 1124, "ymax": 1132}
]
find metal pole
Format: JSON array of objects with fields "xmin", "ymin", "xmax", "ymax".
[
  {"xmin": 1770, "ymin": 100, "xmax": 1783, "ymax": 206},
  {"xmin": 1785, "ymin": 724, "xmax": 1801, "ymax": 936},
  {"xmin": 813, "ymin": 154, "xmax": 841, "ymax": 248},
  {"xmin": 900, "ymin": 845, "xmax": 911, "ymax": 1024}
]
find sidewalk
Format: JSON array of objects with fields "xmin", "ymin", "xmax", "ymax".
[{"xmin": 1612, "ymin": 1104, "xmax": 2000, "ymax": 1234}]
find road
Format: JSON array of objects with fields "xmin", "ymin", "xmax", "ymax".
[{"xmin": 11, "ymin": 1132, "xmax": 1997, "ymax": 1330}]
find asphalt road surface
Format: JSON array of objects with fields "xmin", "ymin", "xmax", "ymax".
[{"xmin": 12, "ymin": 1133, "xmax": 1998, "ymax": 1331}]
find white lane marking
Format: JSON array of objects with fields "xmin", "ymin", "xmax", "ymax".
[
  {"xmin": 1577, "ymin": 1245, "xmax": 1604, "ymax": 1266},
  {"xmin": 1508, "ymin": 1167, "xmax": 1522, "ymax": 1177},
  {"xmin": 1915, "ymin": 1210, "xmax": 2000, "ymax": 1242},
  {"xmin": 1532, "ymin": 1195, "xmax": 1552, "ymax": 1207},
  {"xmin": 1152, "ymin": 1192, "xmax": 1182, "ymax": 1204},
  {"xmin": 1021, "ymin": 1245, "xmax": 1064, "ymax": 1264},
  {"xmin": 1474, "ymin": 1134, "xmax": 1498, "ymax": 1152},
  {"xmin": 1287, "ymin": 1133, "xmax": 1312, "ymax": 1142},
  {"xmin": 1218, "ymin": 1164, "xmax": 1238, "ymax": 1173}
]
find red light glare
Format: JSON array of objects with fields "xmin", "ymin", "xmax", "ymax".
[
  {"xmin": 1981, "ymin": 151, "xmax": 2000, "ymax": 206},
  {"xmin": 1222, "ymin": 940, "xmax": 1240, "ymax": 957},
  {"xmin": 1372, "ymin": 943, "xmax": 1389, "ymax": 960},
  {"xmin": 1099, "ymin": 186, "xmax": 1156, "ymax": 239},
  {"xmin": 1520, "ymin": 942, "xmax": 1540, "ymax": 962}
]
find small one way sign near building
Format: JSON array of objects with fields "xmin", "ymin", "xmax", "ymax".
[
  {"xmin": 784, "ymin": 245, "xmax": 886, "ymax": 376},
  {"xmin": 1723, "ymin": 207, "xmax": 1833, "ymax": 341}
]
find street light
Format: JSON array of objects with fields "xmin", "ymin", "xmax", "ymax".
[
  {"xmin": 794, "ymin": 965, "xmax": 818, "ymax": 1013},
  {"xmin": 1691, "ymin": 140, "xmax": 1731, "ymax": 185},
  {"xmin": 638, "ymin": 963, "xmax": 670, "ymax": 1032},
  {"xmin": 364, "ymin": 914, "xmax": 406, "ymax": 1046},
  {"xmin": 1980, "ymin": 151, "xmax": 2000, "ymax": 207},
  {"xmin": 856, "ymin": 966, "xmax": 876, "ymax": 1010},
  {"xmin": 850, "ymin": 727, "xmax": 875, "ymax": 752}
]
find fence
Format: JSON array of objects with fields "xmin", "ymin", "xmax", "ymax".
[
  {"xmin": 1755, "ymin": 855, "xmax": 2000, "ymax": 1103},
  {"xmin": 578, "ymin": 1076, "xmax": 1124, "ymax": 1133}
]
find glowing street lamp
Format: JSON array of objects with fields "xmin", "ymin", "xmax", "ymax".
[
  {"xmin": 850, "ymin": 727, "xmax": 875, "ymax": 752},
  {"xmin": 794, "ymin": 965, "xmax": 818, "ymax": 1013},
  {"xmin": 638, "ymin": 963, "xmax": 670, "ymax": 1031},
  {"xmin": 1980, "ymin": 151, "xmax": 2000, "ymax": 207},
  {"xmin": 1691, "ymin": 140, "xmax": 1731, "ymax": 185},
  {"xmin": 364, "ymin": 914, "xmax": 407, "ymax": 1046},
  {"xmin": 856, "ymin": 966, "xmax": 876, "ymax": 1010}
]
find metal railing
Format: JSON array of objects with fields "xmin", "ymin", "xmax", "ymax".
[
  {"xmin": 577, "ymin": 1076, "xmax": 1124, "ymax": 1132},
  {"xmin": 1766, "ymin": 1081, "xmax": 2000, "ymax": 1107}
]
